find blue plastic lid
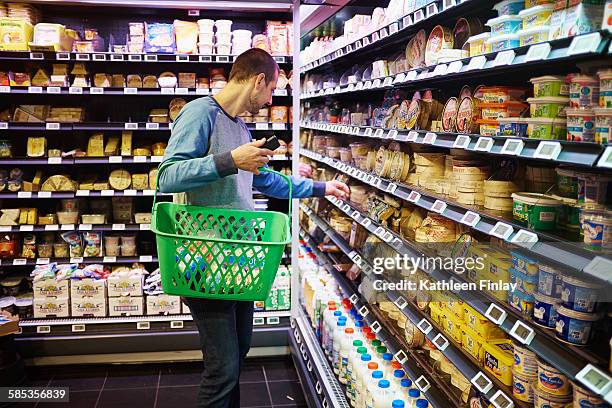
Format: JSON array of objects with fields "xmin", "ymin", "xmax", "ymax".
[
  {"xmin": 378, "ymin": 380, "xmax": 390, "ymax": 389},
  {"xmin": 394, "ymin": 370, "xmax": 405, "ymax": 378},
  {"xmin": 416, "ymin": 399, "xmax": 428, "ymax": 408},
  {"xmin": 392, "ymin": 400, "xmax": 405, "ymax": 408},
  {"xmin": 337, "ymin": 321, "xmax": 346, "ymax": 326},
  {"xmin": 401, "ymin": 379, "xmax": 412, "ymax": 388},
  {"xmin": 372, "ymin": 370, "xmax": 383, "ymax": 379},
  {"xmin": 333, "ymin": 311, "xmax": 342, "ymax": 317},
  {"xmin": 361, "ymin": 354, "xmax": 372, "ymax": 362},
  {"xmin": 409, "ymin": 389, "xmax": 420, "ymax": 398},
  {"xmin": 355, "ymin": 315, "xmax": 364, "ymax": 321},
  {"xmin": 338, "ymin": 316, "xmax": 347, "ymax": 321},
  {"xmin": 383, "ymin": 353, "xmax": 393, "ymax": 361},
  {"xmin": 355, "ymin": 321, "xmax": 364, "ymax": 328}
]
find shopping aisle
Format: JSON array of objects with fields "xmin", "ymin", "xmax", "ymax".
[{"xmin": 22, "ymin": 357, "xmax": 306, "ymax": 408}]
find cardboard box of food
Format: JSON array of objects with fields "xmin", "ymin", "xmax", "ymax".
[
  {"xmin": 71, "ymin": 296, "xmax": 107, "ymax": 317},
  {"xmin": 33, "ymin": 279, "xmax": 69, "ymax": 299},
  {"xmin": 108, "ymin": 296, "xmax": 144, "ymax": 316},
  {"xmin": 33, "ymin": 297, "xmax": 70, "ymax": 318},
  {"xmin": 107, "ymin": 275, "xmax": 143, "ymax": 297},
  {"xmin": 146, "ymin": 294, "xmax": 181, "ymax": 315},
  {"xmin": 70, "ymin": 278, "xmax": 106, "ymax": 299}
]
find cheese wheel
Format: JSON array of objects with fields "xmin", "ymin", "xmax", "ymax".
[
  {"xmin": 94, "ymin": 73, "xmax": 111, "ymax": 88},
  {"xmin": 460, "ymin": 85, "xmax": 472, "ymax": 100},
  {"xmin": 457, "ymin": 191, "xmax": 485, "ymax": 205},
  {"xmin": 405, "ymin": 99, "xmax": 421, "ymax": 130},
  {"xmin": 406, "ymin": 29, "xmax": 426, "ymax": 69},
  {"xmin": 456, "ymin": 180, "xmax": 484, "ymax": 192},
  {"xmin": 484, "ymin": 196, "xmax": 514, "ymax": 211},
  {"xmin": 425, "ymin": 26, "xmax": 453, "ymax": 66},
  {"xmin": 414, "ymin": 152, "xmax": 445, "ymax": 167},
  {"xmin": 131, "ymin": 174, "xmax": 149, "ymax": 190},
  {"xmin": 484, "ymin": 180, "xmax": 521, "ymax": 197},
  {"xmin": 442, "ymin": 97, "xmax": 459, "ymax": 132},
  {"xmin": 41, "ymin": 175, "xmax": 76, "ymax": 192},
  {"xmin": 456, "ymin": 97, "xmax": 481, "ymax": 134},
  {"xmin": 149, "ymin": 168, "xmax": 158, "ymax": 189},
  {"xmin": 453, "ymin": 17, "xmax": 483, "ymax": 51},
  {"xmin": 169, "ymin": 98, "xmax": 187, "ymax": 121},
  {"xmin": 109, "ymin": 169, "xmax": 132, "ymax": 190},
  {"xmin": 453, "ymin": 165, "xmax": 489, "ymax": 175}
]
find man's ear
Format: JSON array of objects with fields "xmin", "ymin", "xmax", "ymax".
[{"xmin": 255, "ymin": 73, "xmax": 266, "ymax": 89}]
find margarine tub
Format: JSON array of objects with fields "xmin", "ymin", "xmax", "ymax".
[
  {"xmin": 519, "ymin": 4, "xmax": 554, "ymax": 28},
  {"xmin": 527, "ymin": 96, "xmax": 569, "ymax": 118},
  {"xmin": 509, "ymin": 267, "xmax": 538, "ymax": 295},
  {"xmin": 561, "ymin": 274, "xmax": 599, "ymax": 313},
  {"xmin": 533, "ymin": 381, "xmax": 572, "ymax": 408},
  {"xmin": 551, "ymin": 194, "xmax": 580, "ymax": 232},
  {"xmin": 508, "ymin": 289, "xmax": 535, "ymax": 316},
  {"xmin": 466, "ymin": 32, "xmax": 491, "ymax": 56},
  {"xmin": 537, "ymin": 359, "xmax": 572, "ymax": 396},
  {"xmin": 483, "ymin": 340, "xmax": 514, "ymax": 386},
  {"xmin": 486, "ymin": 33, "xmax": 520, "ymax": 52},
  {"xmin": 598, "ymin": 68, "xmax": 612, "ymax": 108},
  {"xmin": 580, "ymin": 205, "xmax": 612, "ymax": 250},
  {"xmin": 461, "ymin": 325, "xmax": 486, "ymax": 363},
  {"xmin": 512, "ymin": 192, "xmax": 562, "ymax": 231},
  {"xmin": 555, "ymin": 305, "xmax": 602, "ymax": 346},
  {"xmin": 555, "ymin": 167, "xmax": 579, "ymax": 199},
  {"xmin": 572, "ymin": 382, "xmax": 608, "ymax": 408},
  {"xmin": 486, "ymin": 15, "xmax": 523, "ymax": 35},
  {"xmin": 575, "ymin": 171, "xmax": 612, "ymax": 205},
  {"xmin": 493, "ymin": 0, "xmax": 525, "ymax": 15},
  {"xmin": 517, "ymin": 25, "xmax": 550, "ymax": 46},
  {"xmin": 570, "ymin": 75, "xmax": 599, "ymax": 108},
  {"xmin": 537, "ymin": 264, "xmax": 562, "ymax": 298},
  {"xmin": 594, "ymin": 107, "xmax": 612, "ymax": 145},
  {"xmin": 533, "ymin": 292, "xmax": 560, "ymax": 328},
  {"xmin": 513, "ymin": 342, "xmax": 538, "ymax": 376},
  {"xmin": 566, "ymin": 107, "xmax": 596, "ymax": 142},
  {"xmin": 531, "ymin": 75, "xmax": 569, "ymax": 98},
  {"xmin": 462, "ymin": 303, "xmax": 506, "ymax": 339},
  {"xmin": 510, "ymin": 250, "xmax": 539, "ymax": 276},
  {"xmin": 498, "ymin": 117, "xmax": 528, "ymax": 136},
  {"xmin": 513, "ymin": 369, "xmax": 536, "ymax": 402},
  {"xmin": 526, "ymin": 117, "xmax": 567, "ymax": 139}
]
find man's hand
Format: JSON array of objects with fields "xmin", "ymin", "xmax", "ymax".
[
  {"xmin": 325, "ymin": 180, "xmax": 350, "ymax": 199},
  {"xmin": 231, "ymin": 139, "xmax": 275, "ymax": 175},
  {"xmin": 298, "ymin": 163, "xmax": 313, "ymax": 178}
]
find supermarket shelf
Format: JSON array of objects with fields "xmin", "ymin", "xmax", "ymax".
[
  {"xmin": 300, "ymin": 122, "xmax": 610, "ymax": 169},
  {"xmin": 0, "ymin": 255, "xmax": 157, "ymax": 266},
  {"xmin": 1, "ymin": 86, "xmax": 292, "ymax": 97},
  {"xmin": 291, "ymin": 309, "xmax": 350, "ymax": 408},
  {"xmin": 300, "ymin": 0, "xmax": 484, "ymax": 72},
  {"xmin": 301, "ymin": 30, "xmax": 610, "ymax": 90},
  {"xmin": 0, "ymin": 155, "xmax": 290, "ymax": 165},
  {"xmin": 299, "ymin": 204, "xmax": 526, "ymax": 407},
  {"xmin": 301, "ymin": 148, "xmax": 612, "ymax": 282},
  {"xmin": 0, "ymin": 190, "xmax": 170, "ymax": 199},
  {"xmin": 299, "ymin": 232, "xmax": 460, "ymax": 408},
  {"xmin": 0, "ymin": 223, "xmax": 151, "ymax": 233},
  {"xmin": 0, "ymin": 51, "xmax": 292, "ymax": 65},
  {"xmin": 322, "ymin": 194, "xmax": 612, "ymax": 399},
  {"xmin": 0, "ymin": 122, "xmax": 291, "ymax": 132}
]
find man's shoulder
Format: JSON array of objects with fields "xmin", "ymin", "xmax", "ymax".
[{"xmin": 183, "ymin": 96, "xmax": 218, "ymax": 114}]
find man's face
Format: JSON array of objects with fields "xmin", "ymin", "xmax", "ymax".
[{"xmin": 247, "ymin": 70, "xmax": 278, "ymax": 115}]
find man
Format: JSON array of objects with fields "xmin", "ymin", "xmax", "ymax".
[{"xmin": 157, "ymin": 48, "xmax": 349, "ymax": 408}]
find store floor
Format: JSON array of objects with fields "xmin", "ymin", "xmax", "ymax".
[{"xmin": 21, "ymin": 357, "xmax": 307, "ymax": 408}]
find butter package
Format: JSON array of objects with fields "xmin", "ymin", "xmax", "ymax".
[
  {"xmin": 71, "ymin": 278, "xmax": 106, "ymax": 299},
  {"xmin": 108, "ymin": 296, "xmax": 144, "ymax": 316},
  {"xmin": 71, "ymin": 295, "xmax": 107, "ymax": 317},
  {"xmin": 33, "ymin": 278, "xmax": 69, "ymax": 299},
  {"xmin": 146, "ymin": 294, "xmax": 181, "ymax": 315},
  {"xmin": 461, "ymin": 325, "xmax": 486, "ymax": 364},
  {"xmin": 462, "ymin": 303, "xmax": 506, "ymax": 340},
  {"xmin": 107, "ymin": 275, "xmax": 143, "ymax": 297},
  {"xmin": 34, "ymin": 296, "xmax": 70, "ymax": 318},
  {"xmin": 442, "ymin": 311, "xmax": 463, "ymax": 344},
  {"xmin": 483, "ymin": 340, "xmax": 514, "ymax": 386},
  {"xmin": 0, "ymin": 18, "xmax": 33, "ymax": 51}
]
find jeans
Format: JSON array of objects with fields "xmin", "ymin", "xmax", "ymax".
[{"xmin": 185, "ymin": 298, "xmax": 254, "ymax": 408}]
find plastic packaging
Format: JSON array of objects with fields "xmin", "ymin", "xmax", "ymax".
[
  {"xmin": 486, "ymin": 15, "xmax": 523, "ymax": 35},
  {"xmin": 569, "ymin": 75, "xmax": 599, "ymax": 108},
  {"xmin": 525, "ymin": 117, "xmax": 566, "ymax": 140},
  {"xmin": 580, "ymin": 206, "xmax": 612, "ymax": 250},
  {"xmin": 517, "ymin": 25, "xmax": 550, "ymax": 46},
  {"xmin": 561, "ymin": 275, "xmax": 599, "ymax": 313},
  {"xmin": 555, "ymin": 305, "xmax": 601, "ymax": 346},
  {"xmin": 493, "ymin": 0, "xmax": 525, "ymax": 16},
  {"xmin": 466, "ymin": 32, "xmax": 491, "ymax": 56},
  {"xmin": 486, "ymin": 33, "xmax": 520, "ymax": 52},
  {"xmin": 519, "ymin": 5, "xmax": 554, "ymax": 28},
  {"xmin": 594, "ymin": 107, "xmax": 612, "ymax": 145},
  {"xmin": 530, "ymin": 75, "xmax": 569, "ymax": 97},
  {"xmin": 566, "ymin": 108, "xmax": 596, "ymax": 142},
  {"xmin": 527, "ymin": 97, "xmax": 569, "ymax": 118}
]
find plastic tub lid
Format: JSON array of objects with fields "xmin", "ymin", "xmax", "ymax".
[
  {"xmin": 486, "ymin": 33, "xmax": 520, "ymax": 44},
  {"xmin": 378, "ymin": 380, "xmax": 390, "ymax": 388},
  {"xmin": 498, "ymin": 116, "xmax": 527, "ymax": 123},
  {"xmin": 14, "ymin": 298, "xmax": 33, "ymax": 307},
  {"xmin": 534, "ymin": 291, "xmax": 561, "ymax": 305},
  {"xmin": 526, "ymin": 96, "xmax": 570, "ymax": 104},
  {"xmin": 597, "ymin": 68, "xmax": 612, "ymax": 79},
  {"xmin": 524, "ymin": 117, "xmax": 566, "ymax": 124},
  {"xmin": 530, "ymin": 75, "xmax": 566, "ymax": 83},
  {"xmin": 565, "ymin": 107, "xmax": 595, "ymax": 115},
  {"xmin": 486, "ymin": 14, "xmax": 523, "ymax": 26},
  {"xmin": 466, "ymin": 32, "xmax": 491, "ymax": 42},
  {"xmin": 0, "ymin": 296, "xmax": 16, "ymax": 308},
  {"xmin": 570, "ymin": 74, "xmax": 598, "ymax": 84},
  {"xmin": 493, "ymin": 0, "xmax": 524, "ymax": 11},
  {"xmin": 511, "ymin": 192, "xmax": 562, "ymax": 206},
  {"xmin": 556, "ymin": 305, "xmax": 602, "ymax": 321},
  {"xmin": 594, "ymin": 107, "xmax": 612, "ymax": 115},
  {"xmin": 517, "ymin": 25, "xmax": 551, "ymax": 35},
  {"xmin": 518, "ymin": 4, "xmax": 554, "ymax": 17}
]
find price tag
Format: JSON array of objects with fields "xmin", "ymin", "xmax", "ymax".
[
  {"xmin": 402, "ymin": 131, "xmax": 417, "ymax": 142},
  {"xmin": 408, "ymin": 191, "xmax": 421, "ymax": 203},
  {"xmin": 471, "ymin": 372, "xmax": 494, "ymax": 394},
  {"xmin": 17, "ymin": 192, "xmax": 32, "ymax": 198},
  {"xmin": 443, "ymin": 0, "xmax": 457, "ymax": 9},
  {"xmin": 76, "ymin": 190, "xmax": 90, "ymax": 196},
  {"xmin": 103, "ymin": 256, "xmax": 117, "ymax": 263},
  {"xmin": 349, "ymin": 294, "xmax": 359, "ymax": 305},
  {"xmin": 364, "ymin": 128, "xmax": 373, "ymax": 137},
  {"xmin": 510, "ymin": 320, "xmax": 536, "ymax": 345},
  {"xmin": 255, "ymin": 123, "xmax": 269, "ymax": 130},
  {"xmin": 490, "ymin": 222, "xmax": 513, "ymax": 240},
  {"xmin": 414, "ymin": 376, "xmax": 430, "ymax": 393},
  {"xmin": 358, "ymin": 305, "xmax": 369, "ymax": 317},
  {"xmin": 525, "ymin": 42, "xmax": 552, "ymax": 62},
  {"xmin": 69, "ymin": 86, "xmax": 83, "ymax": 94},
  {"xmin": 568, "ymin": 31, "xmax": 602, "ymax": 56},
  {"xmin": 382, "ymin": 76, "xmax": 393, "ymax": 87},
  {"xmin": 171, "ymin": 321, "xmax": 185, "ymax": 329},
  {"xmin": 124, "ymin": 87, "xmax": 137, "ymax": 95},
  {"xmin": 46, "ymin": 122, "xmax": 60, "ymax": 130},
  {"xmin": 19, "ymin": 225, "xmax": 34, "ymax": 232},
  {"xmin": 501, "ymin": 139, "xmax": 524, "ymax": 156},
  {"xmin": 534, "ymin": 141, "xmax": 562, "ymax": 160},
  {"xmin": 90, "ymin": 87, "xmax": 103, "ymax": 94},
  {"xmin": 108, "ymin": 156, "xmax": 122, "ymax": 163},
  {"xmin": 389, "ymin": 22, "xmax": 399, "ymax": 35},
  {"xmin": 460, "ymin": 211, "xmax": 481, "ymax": 227},
  {"xmin": 432, "ymin": 64, "xmax": 447, "ymax": 77},
  {"xmin": 0, "ymin": 86, "xmax": 9, "ymax": 93},
  {"xmin": 76, "ymin": 53, "xmax": 90, "ymax": 61},
  {"xmin": 402, "ymin": 15, "xmax": 413, "ymax": 28},
  {"xmin": 139, "ymin": 255, "xmax": 153, "ymax": 262},
  {"xmin": 47, "ymin": 157, "xmax": 62, "ymax": 164},
  {"xmin": 93, "ymin": 53, "xmax": 107, "ymax": 61},
  {"xmin": 274, "ymin": 89, "xmax": 288, "ymax": 96},
  {"xmin": 125, "ymin": 122, "xmax": 138, "ymax": 130},
  {"xmin": 384, "ymin": 129, "xmax": 397, "ymax": 140},
  {"xmin": 352, "ymin": 127, "xmax": 360, "ymax": 135},
  {"xmin": 355, "ymin": 82, "xmax": 364, "ymax": 91},
  {"xmin": 452, "ymin": 135, "xmax": 470, "ymax": 150},
  {"xmin": 30, "ymin": 52, "xmax": 44, "ymax": 60},
  {"xmin": 351, "ymin": 210, "xmax": 360, "ymax": 219},
  {"xmin": 161, "ymin": 87, "xmax": 175, "ymax": 95},
  {"xmin": 431, "ymin": 200, "xmax": 447, "ymax": 214},
  {"xmin": 132, "ymin": 156, "xmax": 147, "ymax": 163},
  {"xmin": 394, "ymin": 73, "xmax": 406, "ymax": 84},
  {"xmin": 432, "ymin": 333, "xmax": 450, "ymax": 351},
  {"xmin": 143, "ymin": 189, "xmax": 155, "ymax": 196},
  {"xmin": 140, "ymin": 223, "xmax": 151, "ymax": 230},
  {"xmin": 363, "ymin": 81, "xmax": 372, "ymax": 90},
  {"xmin": 426, "ymin": 2, "xmax": 438, "ymax": 17},
  {"xmin": 597, "ymin": 146, "xmax": 612, "ymax": 168},
  {"xmin": 145, "ymin": 122, "xmax": 160, "ymax": 130},
  {"xmin": 386, "ymin": 183, "xmax": 398, "ymax": 193},
  {"xmin": 372, "ymin": 79, "xmax": 382, "ymax": 88},
  {"xmin": 0, "ymin": 122, "xmax": 7, "ymax": 130},
  {"xmin": 371, "ymin": 32, "xmax": 380, "ymax": 43},
  {"xmin": 13, "ymin": 259, "xmax": 27, "ymax": 266},
  {"xmin": 128, "ymin": 54, "xmax": 142, "ymax": 61},
  {"xmin": 417, "ymin": 318, "xmax": 433, "ymax": 334},
  {"xmin": 79, "ymin": 224, "xmax": 92, "ymax": 231},
  {"xmin": 373, "ymin": 129, "xmax": 384, "ymax": 138},
  {"xmin": 394, "ymin": 349, "xmax": 408, "ymax": 364},
  {"xmin": 36, "ymin": 190, "xmax": 51, "ymax": 198},
  {"xmin": 413, "ymin": 9, "xmax": 425, "ymax": 23},
  {"xmin": 423, "ymin": 132, "xmax": 437, "ymax": 144},
  {"xmin": 0, "ymin": 226, "xmax": 10, "ymax": 232},
  {"xmin": 101, "ymin": 190, "xmax": 115, "ymax": 196},
  {"xmin": 37, "ymin": 326, "xmax": 51, "ymax": 334},
  {"xmin": 474, "ymin": 137, "xmax": 494, "ymax": 152},
  {"xmin": 112, "ymin": 223, "xmax": 126, "ymax": 231},
  {"xmin": 583, "ymin": 256, "xmax": 612, "ymax": 283},
  {"xmin": 36, "ymin": 258, "xmax": 50, "ymax": 265},
  {"xmin": 575, "ymin": 364, "xmax": 612, "ymax": 396},
  {"xmin": 370, "ymin": 321, "xmax": 382, "ymax": 334},
  {"xmin": 466, "ymin": 56, "xmax": 487, "ymax": 71},
  {"xmin": 62, "ymin": 224, "xmax": 75, "ymax": 231},
  {"xmin": 70, "ymin": 257, "xmax": 84, "ymax": 263},
  {"xmin": 510, "ymin": 229, "xmax": 539, "ymax": 249},
  {"xmin": 355, "ymin": 40, "xmax": 363, "ymax": 49},
  {"xmin": 110, "ymin": 53, "xmax": 124, "ymax": 61},
  {"xmin": 272, "ymin": 123, "xmax": 286, "ymax": 130},
  {"xmin": 379, "ymin": 27, "xmax": 388, "ymax": 39},
  {"xmin": 175, "ymin": 87, "xmax": 188, "ymax": 95},
  {"xmin": 360, "ymin": 218, "xmax": 371, "ymax": 228},
  {"xmin": 196, "ymin": 88, "xmax": 209, "ymax": 95},
  {"xmin": 45, "ymin": 225, "xmax": 59, "ymax": 231},
  {"xmin": 491, "ymin": 390, "xmax": 514, "ymax": 408},
  {"xmin": 176, "ymin": 55, "xmax": 189, "ymax": 62},
  {"xmin": 57, "ymin": 52, "xmax": 71, "ymax": 60},
  {"xmin": 393, "ymin": 296, "xmax": 408, "ymax": 310},
  {"xmin": 28, "ymin": 86, "xmax": 43, "ymax": 94},
  {"xmin": 492, "ymin": 50, "xmax": 515, "ymax": 67}
]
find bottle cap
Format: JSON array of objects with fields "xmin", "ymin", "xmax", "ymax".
[
  {"xmin": 383, "ymin": 353, "xmax": 393, "ymax": 361},
  {"xmin": 366, "ymin": 333, "xmax": 376, "ymax": 340},
  {"xmin": 416, "ymin": 399, "xmax": 428, "ymax": 408},
  {"xmin": 345, "ymin": 328, "xmax": 354, "ymax": 334},
  {"xmin": 372, "ymin": 340, "xmax": 382, "ymax": 347},
  {"xmin": 376, "ymin": 346, "xmax": 388, "ymax": 354},
  {"xmin": 328, "ymin": 300, "xmax": 336, "ymax": 306},
  {"xmin": 392, "ymin": 400, "xmax": 405, "ymax": 408},
  {"xmin": 409, "ymin": 389, "xmax": 420, "ymax": 398},
  {"xmin": 372, "ymin": 370, "xmax": 383, "ymax": 379},
  {"xmin": 363, "ymin": 327, "xmax": 372, "ymax": 335},
  {"xmin": 361, "ymin": 353, "xmax": 372, "ymax": 362},
  {"xmin": 355, "ymin": 321, "xmax": 364, "ymax": 328},
  {"xmin": 378, "ymin": 380, "xmax": 390, "ymax": 389},
  {"xmin": 333, "ymin": 311, "xmax": 342, "ymax": 317},
  {"xmin": 401, "ymin": 379, "xmax": 412, "ymax": 388},
  {"xmin": 337, "ymin": 321, "xmax": 346, "ymax": 327},
  {"xmin": 392, "ymin": 361, "xmax": 402, "ymax": 370},
  {"xmin": 338, "ymin": 316, "xmax": 347, "ymax": 321},
  {"xmin": 367, "ymin": 362, "xmax": 378, "ymax": 370},
  {"xmin": 357, "ymin": 347, "xmax": 368, "ymax": 354},
  {"xmin": 355, "ymin": 315, "xmax": 364, "ymax": 322},
  {"xmin": 394, "ymin": 370, "xmax": 405, "ymax": 378},
  {"xmin": 353, "ymin": 340, "xmax": 363, "ymax": 347},
  {"xmin": 329, "ymin": 305, "xmax": 337, "ymax": 311}
]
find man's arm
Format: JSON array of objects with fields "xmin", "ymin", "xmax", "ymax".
[{"xmin": 253, "ymin": 170, "xmax": 326, "ymax": 199}]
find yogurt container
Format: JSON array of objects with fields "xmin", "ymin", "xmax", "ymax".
[
  {"xmin": 498, "ymin": 117, "xmax": 528, "ymax": 136},
  {"xmin": 486, "ymin": 15, "xmax": 523, "ymax": 35},
  {"xmin": 531, "ymin": 75, "xmax": 569, "ymax": 98},
  {"xmin": 526, "ymin": 117, "xmax": 566, "ymax": 140},
  {"xmin": 537, "ymin": 264, "xmax": 562, "ymax": 298},
  {"xmin": 594, "ymin": 107, "xmax": 612, "ymax": 145},
  {"xmin": 566, "ymin": 107, "xmax": 596, "ymax": 142},
  {"xmin": 580, "ymin": 206, "xmax": 612, "ymax": 250},
  {"xmin": 570, "ymin": 75, "xmax": 599, "ymax": 108},
  {"xmin": 537, "ymin": 359, "xmax": 571, "ymax": 396},
  {"xmin": 214, "ymin": 20, "xmax": 233, "ymax": 33},
  {"xmin": 552, "ymin": 195, "xmax": 580, "ymax": 232},
  {"xmin": 486, "ymin": 33, "xmax": 520, "ymax": 52},
  {"xmin": 572, "ymin": 382, "xmax": 608, "ymax": 408},
  {"xmin": 598, "ymin": 69, "xmax": 612, "ymax": 108},
  {"xmin": 519, "ymin": 4, "xmax": 554, "ymax": 28},
  {"xmin": 513, "ymin": 342, "xmax": 538, "ymax": 375},
  {"xmin": 510, "ymin": 250, "xmax": 539, "ymax": 276},
  {"xmin": 533, "ymin": 292, "xmax": 560, "ymax": 328},
  {"xmin": 466, "ymin": 32, "xmax": 491, "ymax": 56},
  {"xmin": 513, "ymin": 370, "xmax": 536, "ymax": 402},
  {"xmin": 493, "ymin": 0, "xmax": 525, "ymax": 16},
  {"xmin": 561, "ymin": 275, "xmax": 599, "ymax": 313},
  {"xmin": 575, "ymin": 172, "xmax": 611, "ymax": 205},
  {"xmin": 512, "ymin": 192, "xmax": 562, "ymax": 231},
  {"xmin": 555, "ymin": 305, "xmax": 601, "ymax": 346},
  {"xmin": 555, "ymin": 167, "xmax": 578, "ymax": 199},
  {"xmin": 533, "ymin": 382, "xmax": 573, "ymax": 408},
  {"xmin": 527, "ymin": 96, "xmax": 569, "ymax": 118},
  {"xmin": 509, "ymin": 267, "xmax": 538, "ymax": 295},
  {"xmin": 518, "ymin": 25, "xmax": 550, "ymax": 46},
  {"xmin": 508, "ymin": 289, "xmax": 534, "ymax": 316}
]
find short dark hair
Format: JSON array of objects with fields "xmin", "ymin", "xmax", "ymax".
[{"xmin": 228, "ymin": 48, "xmax": 279, "ymax": 84}]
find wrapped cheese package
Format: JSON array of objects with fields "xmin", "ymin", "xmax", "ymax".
[
  {"xmin": 27, "ymin": 137, "xmax": 46, "ymax": 157},
  {"xmin": 174, "ymin": 20, "xmax": 198, "ymax": 54},
  {"xmin": 266, "ymin": 21, "xmax": 288, "ymax": 55},
  {"xmin": 145, "ymin": 23, "xmax": 175, "ymax": 54}
]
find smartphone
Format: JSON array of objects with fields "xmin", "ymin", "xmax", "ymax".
[{"xmin": 260, "ymin": 136, "xmax": 281, "ymax": 151}]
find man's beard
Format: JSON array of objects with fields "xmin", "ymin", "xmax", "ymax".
[{"xmin": 247, "ymin": 94, "xmax": 261, "ymax": 115}]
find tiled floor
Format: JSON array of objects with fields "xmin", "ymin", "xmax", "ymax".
[{"xmin": 19, "ymin": 357, "xmax": 306, "ymax": 408}]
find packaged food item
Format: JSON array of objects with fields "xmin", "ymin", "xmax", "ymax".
[
  {"xmin": 481, "ymin": 101, "xmax": 528, "ymax": 120},
  {"xmin": 456, "ymin": 97, "xmax": 480, "ymax": 133},
  {"xmin": 0, "ymin": 18, "xmax": 33, "ymax": 51},
  {"xmin": 466, "ymin": 32, "xmax": 491, "ymax": 56},
  {"xmin": 555, "ymin": 305, "xmax": 601, "ymax": 346},
  {"xmin": 145, "ymin": 23, "xmax": 175, "ymax": 53},
  {"xmin": 508, "ymin": 289, "xmax": 535, "ymax": 316},
  {"xmin": 498, "ymin": 117, "xmax": 528, "ymax": 136},
  {"xmin": 531, "ymin": 75, "xmax": 569, "ymax": 97},
  {"xmin": 405, "ymin": 29, "xmax": 427, "ymax": 68},
  {"xmin": 580, "ymin": 205, "xmax": 612, "ymax": 250},
  {"xmin": 519, "ymin": 4, "xmax": 554, "ymax": 27},
  {"xmin": 512, "ymin": 192, "xmax": 561, "ymax": 230},
  {"xmin": 538, "ymin": 264, "xmax": 562, "ymax": 297},
  {"xmin": 561, "ymin": 274, "xmax": 599, "ymax": 313},
  {"xmin": 565, "ymin": 108, "xmax": 595, "ymax": 142},
  {"xmin": 594, "ymin": 107, "xmax": 612, "ymax": 144},
  {"xmin": 83, "ymin": 231, "xmax": 102, "ymax": 257},
  {"xmin": 513, "ymin": 370, "xmax": 536, "ymax": 402},
  {"xmin": 517, "ymin": 25, "xmax": 550, "ymax": 46},
  {"xmin": 486, "ymin": 33, "xmax": 520, "ymax": 52},
  {"xmin": 441, "ymin": 97, "xmax": 459, "ymax": 132},
  {"xmin": 533, "ymin": 292, "xmax": 560, "ymax": 328},
  {"xmin": 527, "ymin": 96, "xmax": 569, "ymax": 118},
  {"xmin": 61, "ymin": 231, "xmax": 83, "ymax": 257},
  {"xmin": 569, "ymin": 75, "xmax": 599, "ymax": 108},
  {"xmin": 479, "ymin": 86, "xmax": 527, "ymax": 103},
  {"xmin": 425, "ymin": 25, "xmax": 453, "ymax": 66},
  {"xmin": 483, "ymin": 340, "xmax": 514, "ymax": 386},
  {"xmin": 598, "ymin": 68, "xmax": 612, "ymax": 108},
  {"xmin": 486, "ymin": 15, "xmax": 523, "ymax": 35},
  {"xmin": 120, "ymin": 235, "xmax": 137, "ymax": 256},
  {"xmin": 561, "ymin": 2, "xmax": 605, "ymax": 38},
  {"xmin": 526, "ymin": 117, "xmax": 567, "ymax": 140},
  {"xmin": 174, "ymin": 20, "xmax": 198, "ymax": 54},
  {"xmin": 493, "ymin": 0, "xmax": 525, "ymax": 16},
  {"xmin": 513, "ymin": 343, "xmax": 537, "ymax": 376},
  {"xmin": 572, "ymin": 382, "xmax": 607, "ymax": 408}
]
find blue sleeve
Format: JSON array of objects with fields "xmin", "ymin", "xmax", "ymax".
[
  {"xmin": 253, "ymin": 169, "xmax": 326, "ymax": 199},
  {"xmin": 157, "ymin": 101, "xmax": 237, "ymax": 193}
]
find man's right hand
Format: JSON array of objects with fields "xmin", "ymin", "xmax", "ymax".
[{"xmin": 231, "ymin": 139, "xmax": 275, "ymax": 175}]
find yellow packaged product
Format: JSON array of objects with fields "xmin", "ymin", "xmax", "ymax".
[
  {"xmin": 483, "ymin": 340, "xmax": 514, "ymax": 386},
  {"xmin": 429, "ymin": 303, "xmax": 444, "ymax": 326},
  {"xmin": 462, "ymin": 303, "xmax": 506, "ymax": 340},
  {"xmin": 447, "ymin": 297, "xmax": 464, "ymax": 319},
  {"xmin": 442, "ymin": 311, "xmax": 463, "ymax": 344},
  {"xmin": 30, "ymin": 23, "xmax": 73, "ymax": 51},
  {"xmin": 461, "ymin": 324, "xmax": 485, "ymax": 364},
  {"xmin": 0, "ymin": 18, "xmax": 33, "ymax": 51}
]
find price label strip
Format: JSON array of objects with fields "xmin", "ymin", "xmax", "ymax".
[
  {"xmin": 460, "ymin": 211, "xmax": 481, "ymax": 227},
  {"xmin": 510, "ymin": 229, "xmax": 539, "ymax": 249},
  {"xmin": 471, "ymin": 372, "xmax": 494, "ymax": 394},
  {"xmin": 534, "ymin": 141, "xmax": 562, "ymax": 160},
  {"xmin": 500, "ymin": 139, "xmax": 524, "ymax": 156},
  {"xmin": 510, "ymin": 320, "xmax": 536, "ymax": 345},
  {"xmin": 490, "ymin": 222, "xmax": 513, "ymax": 240},
  {"xmin": 432, "ymin": 333, "xmax": 450, "ymax": 351},
  {"xmin": 417, "ymin": 318, "xmax": 433, "ymax": 335},
  {"xmin": 406, "ymin": 130, "xmax": 418, "ymax": 142},
  {"xmin": 575, "ymin": 364, "xmax": 612, "ymax": 396},
  {"xmin": 490, "ymin": 390, "xmax": 514, "ymax": 408}
]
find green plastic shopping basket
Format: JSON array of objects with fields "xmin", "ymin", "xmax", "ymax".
[{"xmin": 151, "ymin": 161, "xmax": 292, "ymax": 301}]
